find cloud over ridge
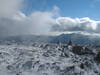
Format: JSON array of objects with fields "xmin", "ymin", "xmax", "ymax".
[{"xmin": 52, "ymin": 17, "xmax": 100, "ymax": 34}]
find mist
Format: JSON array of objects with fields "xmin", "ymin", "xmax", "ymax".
[
  {"xmin": 0, "ymin": 0, "xmax": 57, "ymax": 36},
  {"xmin": 0, "ymin": 11, "xmax": 56, "ymax": 36}
]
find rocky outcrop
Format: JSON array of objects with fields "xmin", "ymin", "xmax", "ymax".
[
  {"xmin": 95, "ymin": 52, "xmax": 100, "ymax": 63},
  {"xmin": 72, "ymin": 46, "xmax": 94, "ymax": 55}
]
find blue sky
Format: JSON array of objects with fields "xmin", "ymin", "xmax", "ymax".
[{"xmin": 22, "ymin": 0, "xmax": 100, "ymax": 20}]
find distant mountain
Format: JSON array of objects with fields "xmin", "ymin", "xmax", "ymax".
[
  {"xmin": 51, "ymin": 33, "xmax": 100, "ymax": 45},
  {"xmin": 0, "ymin": 33, "xmax": 100, "ymax": 45}
]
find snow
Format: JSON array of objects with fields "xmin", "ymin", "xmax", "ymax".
[{"xmin": 0, "ymin": 42, "xmax": 99, "ymax": 75}]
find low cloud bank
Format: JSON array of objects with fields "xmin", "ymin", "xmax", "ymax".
[{"xmin": 52, "ymin": 17, "xmax": 100, "ymax": 33}]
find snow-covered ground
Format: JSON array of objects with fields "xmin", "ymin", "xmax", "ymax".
[{"xmin": 0, "ymin": 42, "xmax": 100, "ymax": 75}]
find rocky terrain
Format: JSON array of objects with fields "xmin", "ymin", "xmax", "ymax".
[{"xmin": 0, "ymin": 41, "xmax": 100, "ymax": 75}]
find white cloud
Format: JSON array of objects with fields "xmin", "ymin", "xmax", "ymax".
[
  {"xmin": 0, "ymin": 3, "xmax": 58, "ymax": 36},
  {"xmin": 27, "ymin": 11, "xmax": 56, "ymax": 34},
  {"xmin": 0, "ymin": 11, "xmax": 56, "ymax": 36},
  {"xmin": 0, "ymin": 0, "xmax": 23, "ymax": 17},
  {"xmin": 52, "ymin": 17, "xmax": 100, "ymax": 33}
]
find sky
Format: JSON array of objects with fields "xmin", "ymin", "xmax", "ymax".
[
  {"xmin": 22, "ymin": 0, "xmax": 100, "ymax": 20},
  {"xmin": 0, "ymin": 0, "xmax": 100, "ymax": 36}
]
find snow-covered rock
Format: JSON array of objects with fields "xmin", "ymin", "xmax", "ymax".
[{"xmin": 0, "ymin": 42, "xmax": 99, "ymax": 75}]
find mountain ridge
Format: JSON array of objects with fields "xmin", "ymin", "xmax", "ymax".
[{"xmin": 0, "ymin": 33, "xmax": 100, "ymax": 45}]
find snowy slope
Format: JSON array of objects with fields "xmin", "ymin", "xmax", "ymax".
[{"xmin": 0, "ymin": 42, "xmax": 100, "ymax": 75}]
